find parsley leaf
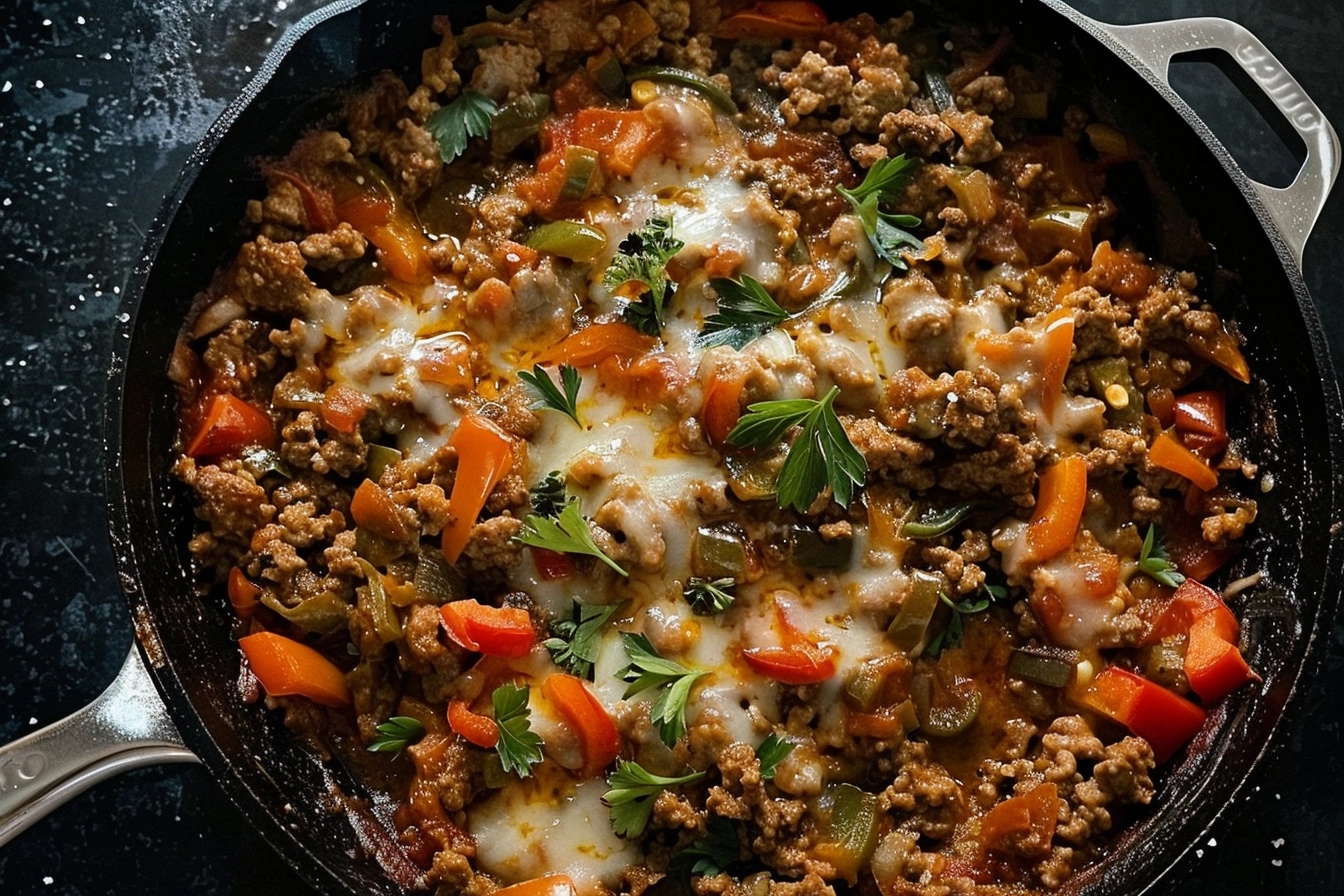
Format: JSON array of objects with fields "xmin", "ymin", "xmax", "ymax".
[
  {"xmin": 545, "ymin": 599, "xmax": 624, "ymax": 680},
  {"xmin": 492, "ymin": 682, "xmax": 544, "ymax": 778},
  {"xmin": 683, "ymin": 577, "xmax": 736, "ymax": 615},
  {"xmin": 367, "ymin": 716, "xmax": 425, "ymax": 756},
  {"xmin": 1138, "ymin": 524, "xmax": 1185, "ymax": 588},
  {"xmin": 619, "ymin": 632, "xmax": 708, "ymax": 747},
  {"xmin": 519, "ymin": 363, "xmax": 583, "ymax": 426},
  {"xmin": 835, "ymin": 154, "xmax": 925, "ymax": 270},
  {"xmin": 516, "ymin": 498, "xmax": 628, "ymax": 576},
  {"xmin": 530, "ymin": 470, "xmax": 568, "ymax": 518},
  {"xmin": 924, "ymin": 591, "xmax": 991, "ymax": 658},
  {"xmin": 605, "ymin": 216, "xmax": 683, "ymax": 335},
  {"xmin": 425, "ymin": 89, "xmax": 498, "ymax": 164},
  {"xmin": 726, "ymin": 385, "xmax": 867, "ymax": 512},
  {"xmin": 603, "ymin": 759, "xmax": 706, "ymax": 838},
  {"xmin": 698, "ymin": 275, "xmax": 792, "ymax": 349},
  {"xmin": 755, "ymin": 733, "xmax": 794, "ymax": 781},
  {"xmin": 677, "ymin": 816, "xmax": 741, "ymax": 876}
]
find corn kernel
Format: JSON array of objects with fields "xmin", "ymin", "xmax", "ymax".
[
  {"xmin": 1104, "ymin": 383, "xmax": 1129, "ymax": 409},
  {"xmin": 630, "ymin": 80, "xmax": 658, "ymax": 107}
]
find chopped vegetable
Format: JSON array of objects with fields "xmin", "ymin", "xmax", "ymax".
[
  {"xmin": 492, "ymin": 682, "xmax": 545, "ymax": 778},
  {"xmin": 619, "ymin": 633, "xmax": 708, "ymax": 746},
  {"xmin": 238, "ymin": 631, "xmax": 351, "ymax": 708},
  {"xmin": 542, "ymin": 672, "xmax": 620, "ymax": 777},
  {"xmin": 1039, "ymin": 307, "xmax": 1075, "ymax": 423},
  {"xmin": 541, "ymin": 320, "xmax": 658, "ymax": 367},
  {"xmin": 887, "ymin": 570, "xmax": 943, "ymax": 653},
  {"xmin": 544, "ymin": 599, "xmax": 624, "ymax": 680},
  {"xmin": 924, "ymin": 591, "xmax": 990, "ymax": 658},
  {"xmin": 448, "ymin": 699, "xmax": 500, "ymax": 748},
  {"xmin": 700, "ymin": 366, "xmax": 748, "ymax": 447},
  {"xmin": 1085, "ymin": 357, "xmax": 1143, "ymax": 433},
  {"xmin": 518, "ymin": 363, "xmax": 584, "ymax": 426},
  {"xmin": 790, "ymin": 524, "xmax": 854, "ymax": 569},
  {"xmin": 368, "ymin": 715, "xmax": 426, "ymax": 755},
  {"xmin": 815, "ymin": 783, "xmax": 880, "ymax": 883},
  {"xmin": 492, "ymin": 876, "xmax": 577, "ymax": 896},
  {"xmin": 1137, "ymin": 524, "xmax": 1185, "ymax": 588},
  {"xmin": 491, "ymin": 93, "xmax": 551, "ymax": 155},
  {"xmin": 1184, "ymin": 613, "xmax": 1258, "ymax": 703},
  {"xmin": 727, "ymin": 385, "xmax": 867, "ymax": 511},
  {"xmin": 529, "ymin": 470, "xmax": 569, "ymax": 518},
  {"xmin": 439, "ymin": 599, "xmax": 536, "ymax": 658},
  {"xmin": 559, "ymin": 145, "xmax": 600, "ymax": 199},
  {"xmin": 692, "ymin": 524, "xmax": 750, "ymax": 579},
  {"xmin": 365, "ymin": 443, "xmax": 401, "ymax": 482},
  {"xmin": 321, "ymin": 383, "xmax": 368, "ymax": 435},
  {"xmin": 628, "ymin": 66, "xmax": 737, "ymax": 114},
  {"xmin": 441, "ymin": 415, "xmax": 515, "ymax": 563},
  {"xmin": 1080, "ymin": 665, "xmax": 1205, "ymax": 763},
  {"xmin": 1007, "ymin": 646, "xmax": 1079, "ymax": 688},
  {"xmin": 683, "ymin": 577, "xmax": 737, "ymax": 615},
  {"xmin": 333, "ymin": 164, "xmax": 432, "ymax": 282},
  {"xmin": 742, "ymin": 597, "xmax": 837, "ymax": 685},
  {"xmin": 1149, "ymin": 428, "xmax": 1219, "ymax": 492},
  {"xmin": 921, "ymin": 63, "xmax": 956, "ymax": 112},
  {"xmin": 185, "ymin": 393, "xmax": 275, "ymax": 458},
  {"xmin": 1173, "ymin": 389, "xmax": 1229, "ymax": 458},
  {"xmin": 911, "ymin": 673, "xmax": 982, "ymax": 737},
  {"xmin": 516, "ymin": 498, "xmax": 628, "ymax": 576},
  {"xmin": 525, "ymin": 219, "xmax": 607, "ymax": 261},
  {"xmin": 603, "ymin": 759, "xmax": 705, "ymax": 838},
  {"xmin": 227, "ymin": 566, "xmax": 261, "ymax": 618},
  {"xmin": 605, "ymin": 216, "xmax": 683, "ymax": 335},
  {"xmin": 712, "ymin": 0, "xmax": 828, "ymax": 40},
  {"xmin": 357, "ymin": 559, "xmax": 404, "ymax": 644},
  {"xmin": 426, "ymin": 89, "xmax": 498, "ymax": 164},
  {"xmin": 698, "ymin": 274, "xmax": 792, "ymax": 349},
  {"xmin": 980, "ymin": 782, "xmax": 1060, "ymax": 857},
  {"xmin": 834, "ymin": 154, "xmax": 924, "ymax": 270},
  {"xmin": 902, "ymin": 500, "xmax": 980, "ymax": 538},
  {"xmin": 350, "ymin": 479, "xmax": 411, "ymax": 542},
  {"xmin": 1024, "ymin": 455, "xmax": 1087, "ymax": 563}
]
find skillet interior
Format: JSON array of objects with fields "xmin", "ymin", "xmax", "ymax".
[{"xmin": 105, "ymin": 1, "xmax": 1343, "ymax": 893}]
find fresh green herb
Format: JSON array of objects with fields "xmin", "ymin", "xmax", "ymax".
[
  {"xmin": 518, "ymin": 363, "xmax": 583, "ymax": 427},
  {"xmin": 619, "ymin": 632, "xmax": 708, "ymax": 747},
  {"xmin": 545, "ymin": 599, "xmax": 625, "ymax": 680},
  {"xmin": 835, "ymin": 154, "xmax": 925, "ymax": 270},
  {"xmin": 530, "ymin": 470, "xmax": 568, "ymax": 519},
  {"xmin": 676, "ymin": 816, "xmax": 741, "ymax": 876},
  {"xmin": 425, "ymin": 89, "xmax": 498, "ymax": 164},
  {"xmin": 755, "ymin": 733, "xmax": 794, "ymax": 781},
  {"xmin": 982, "ymin": 581, "xmax": 1009, "ymax": 602},
  {"xmin": 683, "ymin": 577, "xmax": 736, "ymax": 615},
  {"xmin": 698, "ymin": 275, "xmax": 792, "ymax": 349},
  {"xmin": 492, "ymin": 682, "xmax": 544, "ymax": 778},
  {"xmin": 925, "ymin": 592, "xmax": 991, "ymax": 658},
  {"xmin": 726, "ymin": 385, "xmax": 867, "ymax": 512},
  {"xmin": 1138, "ymin": 524, "xmax": 1186, "ymax": 587},
  {"xmin": 516, "ymin": 498, "xmax": 628, "ymax": 576},
  {"xmin": 605, "ymin": 216, "xmax": 683, "ymax": 335},
  {"xmin": 367, "ymin": 716, "xmax": 425, "ymax": 756},
  {"xmin": 603, "ymin": 759, "xmax": 706, "ymax": 838}
]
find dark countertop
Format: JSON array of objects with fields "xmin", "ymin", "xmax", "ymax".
[{"xmin": 0, "ymin": 1, "xmax": 1340, "ymax": 893}]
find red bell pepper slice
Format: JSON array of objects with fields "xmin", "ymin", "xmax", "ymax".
[
  {"xmin": 185, "ymin": 392, "xmax": 276, "ymax": 458},
  {"xmin": 1184, "ymin": 613, "xmax": 1257, "ymax": 703},
  {"xmin": 542, "ymin": 673, "xmax": 620, "ymax": 777},
  {"xmin": 713, "ymin": 1, "xmax": 828, "ymax": 40},
  {"xmin": 1173, "ymin": 390, "xmax": 1228, "ymax": 458},
  {"xmin": 1081, "ymin": 666, "xmax": 1205, "ymax": 763},
  {"xmin": 742, "ymin": 597, "xmax": 836, "ymax": 685},
  {"xmin": 439, "ymin": 599, "xmax": 536, "ymax": 658},
  {"xmin": 321, "ymin": 383, "xmax": 368, "ymax": 435}
]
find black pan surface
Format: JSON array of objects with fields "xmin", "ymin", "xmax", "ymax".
[{"xmin": 2, "ymin": 0, "xmax": 1340, "ymax": 893}]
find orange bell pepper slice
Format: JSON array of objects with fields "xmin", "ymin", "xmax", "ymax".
[
  {"xmin": 335, "ymin": 189, "xmax": 430, "ymax": 284},
  {"xmin": 701, "ymin": 367, "xmax": 747, "ymax": 447},
  {"xmin": 447, "ymin": 698, "xmax": 500, "ymax": 748},
  {"xmin": 1039, "ymin": 307, "xmax": 1075, "ymax": 423},
  {"xmin": 321, "ymin": 383, "xmax": 368, "ymax": 435},
  {"xmin": 227, "ymin": 566, "xmax": 261, "ymax": 618},
  {"xmin": 1081, "ymin": 666, "xmax": 1204, "ymax": 763},
  {"xmin": 1149, "ymin": 429, "xmax": 1219, "ymax": 492},
  {"xmin": 493, "ymin": 875, "xmax": 578, "ymax": 896},
  {"xmin": 350, "ymin": 478, "xmax": 411, "ymax": 542},
  {"xmin": 239, "ymin": 631, "xmax": 351, "ymax": 708},
  {"xmin": 1023, "ymin": 455, "xmax": 1087, "ymax": 564},
  {"xmin": 540, "ymin": 321, "xmax": 657, "ymax": 367},
  {"xmin": 713, "ymin": 1, "xmax": 828, "ymax": 39},
  {"xmin": 980, "ymin": 782, "xmax": 1060, "ymax": 855},
  {"xmin": 185, "ymin": 392, "xmax": 276, "ymax": 458},
  {"xmin": 441, "ymin": 415, "xmax": 515, "ymax": 564},
  {"xmin": 1184, "ymin": 613, "xmax": 1257, "ymax": 704},
  {"xmin": 439, "ymin": 599, "xmax": 536, "ymax": 658},
  {"xmin": 542, "ymin": 673, "xmax": 621, "ymax": 777}
]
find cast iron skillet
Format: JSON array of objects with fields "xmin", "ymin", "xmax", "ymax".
[{"xmin": 0, "ymin": 1, "xmax": 1339, "ymax": 893}]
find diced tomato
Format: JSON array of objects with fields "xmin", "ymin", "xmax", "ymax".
[
  {"xmin": 1081, "ymin": 666, "xmax": 1205, "ymax": 763},
  {"xmin": 321, "ymin": 383, "xmax": 368, "ymax": 435},
  {"xmin": 185, "ymin": 393, "xmax": 276, "ymax": 458},
  {"xmin": 542, "ymin": 673, "xmax": 621, "ymax": 777},
  {"xmin": 1173, "ymin": 390, "xmax": 1228, "ymax": 458},
  {"xmin": 701, "ymin": 367, "xmax": 747, "ymax": 448},
  {"xmin": 447, "ymin": 698, "xmax": 500, "ymax": 748},
  {"xmin": 439, "ymin": 599, "xmax": 536, "ymax": 658},
  {"xmin": 532, "ymin": 548, "xmax": 575, "ymax": 581}
]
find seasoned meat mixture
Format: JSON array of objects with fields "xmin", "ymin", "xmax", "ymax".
[{"xmin": 172, "ymin": 2, "xmax": 1262, "ymax": 895}]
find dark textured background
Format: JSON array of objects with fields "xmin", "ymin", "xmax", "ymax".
[{"xmin": 1, "ymin": 1, "xmax": 1340, "ymax": 893}]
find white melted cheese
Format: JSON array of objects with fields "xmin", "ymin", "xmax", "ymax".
[{"xmin": 469, "ymin": 772, "xmax": 639, "ymax": 893}]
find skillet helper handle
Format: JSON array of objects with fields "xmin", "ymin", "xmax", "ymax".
[
  {"xmin": 1091, "ymin": 15, "xmax": 1341, "ymax": 268},
  {"xmin": 0, "ymin": 647, "xmax": 198, "ymax": 847}
]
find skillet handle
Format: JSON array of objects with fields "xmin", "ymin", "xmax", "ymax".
[
  {"xmin": 0, "ymin": 647, "xmax": 198, "ymax": 847},
  {"xmin": 1090, "ymin": 16, "xmax": 1341, "ymax": 268}
]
